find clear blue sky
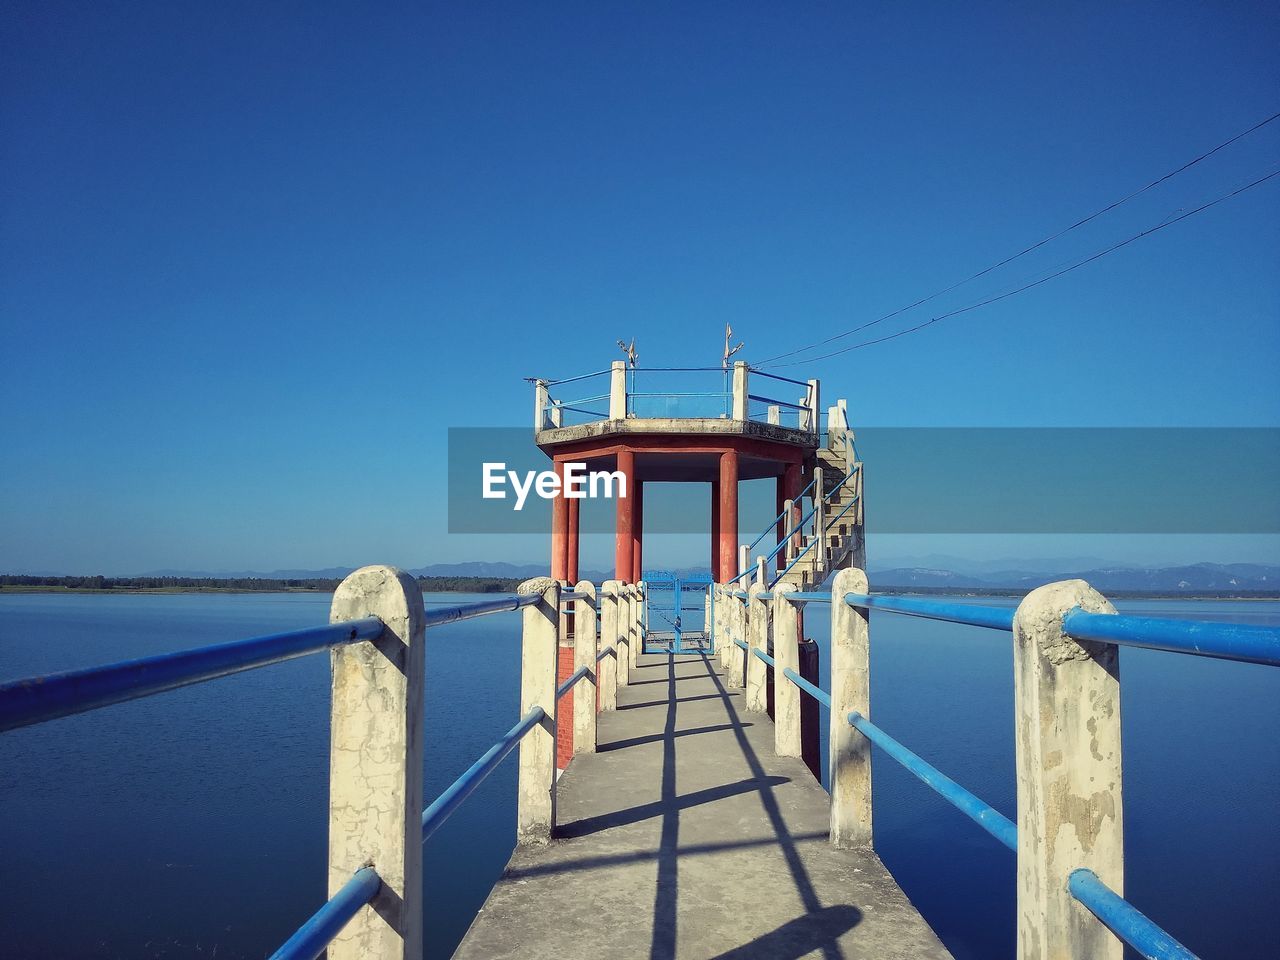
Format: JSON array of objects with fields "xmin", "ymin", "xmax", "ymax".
[{"xmin": 2, "ymin": 2, "xmax": 1277, "ymax": 575}]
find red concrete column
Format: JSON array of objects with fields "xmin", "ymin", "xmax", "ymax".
[
  {"xmin": 615, "ymin": 448, "xmax": 635, "ymax": 582},
  {"xmin": 710, "ymin": 480, "xmax": 721, "ymax": 576},
  {"xmin": 551, "ymin": 461, "xmax": 568, "ymax": 580},
  {"xmin": 717, "ymin": 450, "xmax": 739, "ymax": 583},
  {"xmin": 631, "ymin": 480, "xmax": 643, "ymax": 584},
  {"xmin": 566, "ymin": 495, "xmax": 580, "ymax": 585}
]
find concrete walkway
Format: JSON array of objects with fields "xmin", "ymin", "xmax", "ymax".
[{"xmin": 454, "ymin": 652, "xmax": 952, "ymax": 960}]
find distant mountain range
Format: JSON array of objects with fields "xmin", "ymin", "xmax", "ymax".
[
  {"xmin": 115, "ymin": 560, "xmax": 1280, "ymax": 594},
  {"xmin": 866, "ymin": 562, "xmax": 1279, "ymax": 593}
]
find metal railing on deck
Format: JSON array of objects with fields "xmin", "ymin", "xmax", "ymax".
[
  {"xmin": 707, "ymin": 574, "xmax": 1280, "ymax": 959},
  {"xmin": 0, "ymin": 569, "xmax": 646, "ymax": 960}
]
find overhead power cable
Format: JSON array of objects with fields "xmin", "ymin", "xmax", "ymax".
[
  {"xmin": 756, "ymin": 109, "xmax": 1280, "ymax": 367},
  {"xmin": 765, "ymin": 166, "xmax": 1280, "ymax": 366}
]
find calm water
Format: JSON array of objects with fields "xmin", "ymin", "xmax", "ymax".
[{"xmin": 0, "ymin": 592, "xmax": 1276, "ymax": 959}]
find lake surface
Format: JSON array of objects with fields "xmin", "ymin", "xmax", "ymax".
[{"xmin": 0, "ymin": 592, "xmax": 1276, "ymax": 959}]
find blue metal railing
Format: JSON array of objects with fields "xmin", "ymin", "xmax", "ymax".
[
  {"xmin": 421, "ymin": 706, "xmax": 545, "ymax": 843},
  {"xmin": 0, "ymin": 618, "xmax": 384, "ymax": 733},
  {"xmin": 1063, "ymin": 608, "xmax": 1280, "ymax": 666},
  {"xmin": 1068, "ymin": 869, "xmax": 1200, "ymax": 960},
  {"xmin": 824, "ymin": 590, "xmax": 1276, "ymax": 959},
  {"xmin": 268, "ymin": 866, "xmax": 383, "ymax": 960},
  {"xmin": 557, "ymin": 665, "xmax": 591, "ymax": 698},
  {"xmin": 0, "ymin": 589, "xmax": 560, "ymax": 958},
  {"xmin": 843, "ymin": 593, "xmax": 1015, "ymax": 632}
]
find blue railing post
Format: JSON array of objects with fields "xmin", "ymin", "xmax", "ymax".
[
  {"xmin": 517, "ymin": 577, "xmax": 560, "ymax": 845},
  {"xmin": 327, "ymin": 565, "xmax": 426, "ymax": 960},
  {"xmin": 772, "ymin": 583, "xmax": 802, "ymax": 759},
  {"xmin": 830, "ymin": 567, "xmax": 872, "ymax": 848},
  {"xmin": 1013, "ymin": 580, "xmax": 1124, "ymax": 960},
  {"xmin": 572, "ymin": 581, "xmax": 598, "ymax": 755},
  {"xmin": 745, "ymin": 583, "xmax": 770, "ymax": 712}
]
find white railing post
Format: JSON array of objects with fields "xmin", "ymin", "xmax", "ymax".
[
  {"xmin": 1013, "ymin": 580, "xmax": 1123, "ymax": 960},
  {"xmin": 738, "ymin": 545, "xmax": 749, "ymax": 588},
  {"xmin": 573, "ymin": 580, "xmax": 598, "ymax": 754},
  {"xmin": 599, "ymin": 583, "xmax": 619, "ymax": 711},
  {"xmin": 767, "ymin": 404, "xmax": 780, "ymax": 425},
  {"xmin": 772, "ymin": 583, "xmax": 801, "ymax": 758},
  {"xmin": 609, "ymin": 360, "xmax": 627, "ymax": 419},
  {"xmin": 716, "ymin": 585, "xmax": 731, "ymax": 670},
  {"xmin": 745, "ymin": 582, "xmax": 769, "ymax": 712},
  {"xmin": 327, "ymin": 565, "xmax": 426, "ymax": 960},
  {"xmin": 807, "ymin": 378, "xmax": 820, "ymax": 435},
  {"xmin": 731, "ymin": 360, "xmax": 749, "ymax": 420},
  {"xmin": 725, "ymin": 591, "xmax": 744, "ymax": 689},
  {"xmin": 755, "ymin": 554, "xmax": 767, "ymax": 586},
  {"xmin": 829, "ymin": 567, "xmax": 871, "ymax": 848},
  {"xmin": 516, "ymin": 577, "xmax": 559, "ymax": 845},
  {"xmin": 534, "ymin": 380, "xmax": 550, "ymax": 430}
]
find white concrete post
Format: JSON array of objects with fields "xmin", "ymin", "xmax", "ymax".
[
  {"xmin": 830, "ymin": 567, "xmax": 871, "ymax": 848},
  {"xmin": 731, "ymin": 360, "xmax": 749, "ymax": 420},
  {"xmin": 725, "ymin": 592, "xmax": 744, "ymax": 689},
  {"xmin": 602, "ymin": 580, "xmax": 627, "ymax": 691},
  {"xmin": 772, "ymin": 583, "xmax": 801, "ymax": 758},
  {"xmin": 755, "ymin": 554, "xmax": 767, "ymax": 587},
  {"xmin": 745, "ymin": 583, "xmax": 770, "ymax": 712},
  {"xmin": 609, "ymin": 360, "xmax": 627, "ymax": 419},
  {"xmin": 782, "ymin": 498, "xmax": 796, "ymax": 561},
  {"xmin": 738, "ymin": 545, "xmax": 750, "ymax": 588},
  {"xmin": 534, "ymin": 380, "xmax": 550, "ymax": 430},
  {"xmin": 767, "ymin": 404, "xmax": 780, "ymax": 425},
  {"xmin": 598, "ymin": 581, "xmax": 619, "ymax": 709},
  {"xmin": 548, "ymin": 403, "xmax": 563, "ymax": 428},
  {"xmin": 626, "ymin": 584, "xmax": 639, "ymax": 669},
  {"xmin": 807, "ymin": 379, "xmax": 820, "ymax": 435},
  {"xmin": 516, "ymin": 577, "xmax": 559, "ymax": 845},
  {"xmin": 327, "ymin": 566, "xmax": 425, "ymax": 960},
  {"xmin": 573, "ymin": 580, "xmax": 598, "ymax": 754},
  {"xmin": 716, "ymin": 586, "xmax": 731, "ymax": 669},
  {"xmin": 1013, "ymin": 580, "xmax": 1123, "ymax": 960}
]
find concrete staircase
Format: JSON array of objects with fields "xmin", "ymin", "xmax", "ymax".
[{"xmin": 772, "ymin": 446, "xmax": 863, "ymax": 591}]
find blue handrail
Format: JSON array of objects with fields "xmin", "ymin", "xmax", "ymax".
[
  {"xmin": 596, "ymin": 645, "xmax": 616, "ymax": 662},
  {"xmin": 752, "ymin": 647, "xmax": 775, "ymax": 666},
  {"xmin": 1068, "ymin": 869, "xmax": 1201, "ymax": 960},
  {"xmin": 0, "ymin": 617, "xmax": 384, "ymax": 733},
  {"xmin": 846, "ymin": 710, "xmax": 1016, "ymax": 851},
  {"xmin": 782, "ymin": 667, "xmax": 830, "ymax": 707},
  {"xmin": 1064, "ymin": 609, "xmax": 1280, "ymax": 666},
  {"xmin": 842, "ymin": 593, "xmax": 1015, "ymax": 632},
  {"xmin": 556, "ymin": 665, "xmax": 591, "ymax": 698},
  {"xmin": 426, "ymin": 593, "xmax": 540, "ymax": 628},
  {"xmin": 268, "ymin": 866, "xmax": 383, "ymax": 960},
  {"xmin": 421, "ymin": 707, "xmax": 545, "ymax": 842}
]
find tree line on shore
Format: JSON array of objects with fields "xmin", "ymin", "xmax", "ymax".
[{"xmin": 0, "ymin": 574, "xmax": 525, "ymax": 593}]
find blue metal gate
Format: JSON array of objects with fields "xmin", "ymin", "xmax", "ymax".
[{"xmin": 642, "ymin": 570, "xmax": 714, "ymax": 654}]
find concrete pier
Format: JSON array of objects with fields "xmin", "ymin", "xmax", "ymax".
[{"xmin": 454, "ymin": 651, "xmax": 951, "ymax": 960}]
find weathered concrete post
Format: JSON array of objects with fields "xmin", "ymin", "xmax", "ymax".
[
  {"xmin": 573, "ymin": 580, "xmax": 598, "ymax": 754},
  {"xmin": 755, "ymin": 554, "xmax": 766, "ymax": 586},
  {"xmin": 1013, "ymin": 580, "xmax": 1123, "ymax": 960},
  {"xmin": 516, "ymin": 577, "xmax": 559, "ymax": 845},
  {"xmin": 745, "ymin": 583, "xmax": 770, "ymax": 712},
  {"xmin": 602, "ymin": 579, "xmax": 628, "ymax": 691},
  {"xmin": 609, "ymin": 359, "xmax": 627, "ymax": 420},
  {"xmin": 738, "ymin": 545, "xmax": 750, "ymax": 586},
  {"xmin": 626, "ymin": 584, "xmax": 640, "ymax": 671},
  {"xmin": 724, "ymin": 591, "xmax": 743, "ymax": 689},
  {"xmin": 636, "ymin": 581, "xmax": 646, "ymax": 656},
  {"xmin": 731, "ymin": 360, "xmax": 749, "ymax": 420},
  {"xmin": 829, "ymin": 567, "xmax": 871, "ymax": 848},
  {"xmin": 534, "ymin": 380, "xmax": 550, "ymax": 430},
  {"xmin": 599, "ymin": 580, "xmax": 620, "ymax": 709},
  {"xmin": 772, "ymin": 583, "xmax": 801, "ymax": 758},
  {"xmin": 328, "ymin": 565, "xmax": 426, "ymax": 960},
  {"xmin": 716, "ymin": 585, "xmax": 730, "ymax": 669}
]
